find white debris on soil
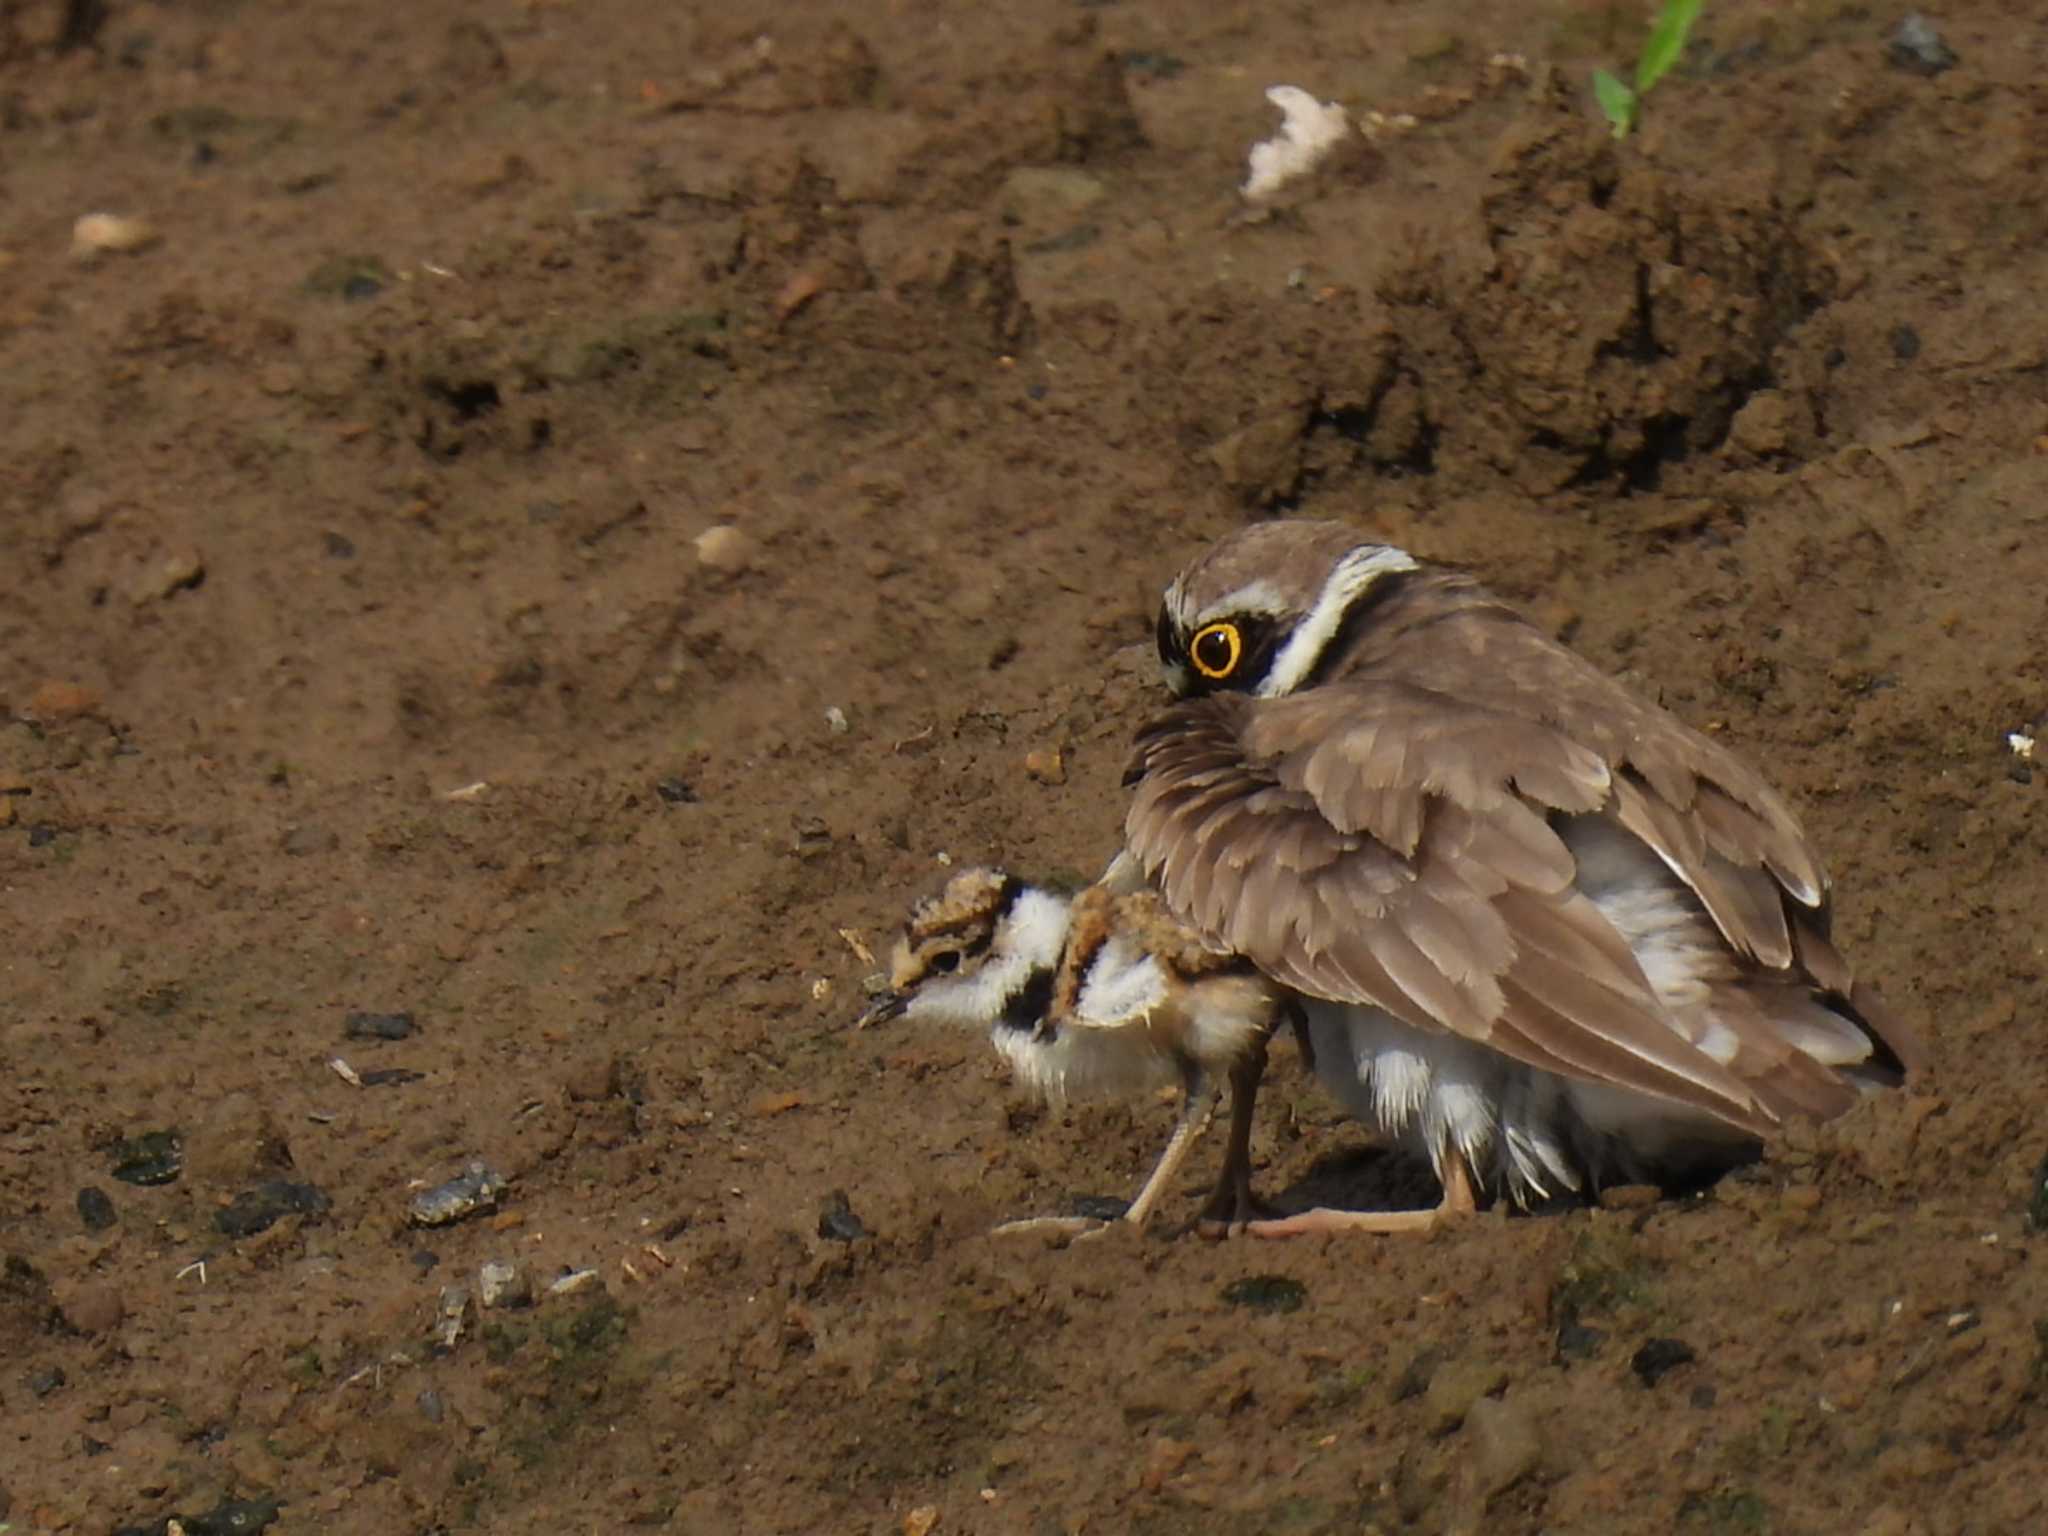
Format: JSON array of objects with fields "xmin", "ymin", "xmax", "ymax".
[
  {"xmin": 1242, "ymin": 86, "xmax": 1353, "ymax": 202},
  {"xmin": 695, "ymin": 523, "xmax": 755, "ymax": 571},
  {"xmin": 71, "ymin": 212, "xmax": 160, "ymax": 258},
  {"xmin": 2008, "ymin": 731, "xmax": 2036, "ymax": 762}
]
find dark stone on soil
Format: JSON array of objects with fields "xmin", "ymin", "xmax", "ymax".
[
  {"xmin": 27, "ymin": 1365, "xmax": 65, "ymax": 1397},
  {"xmin": 1888, "ymin": 14, "xmax": 1958, "ymax": 76},
  {"xmin": 2027, "ymin": 1150, "xmax": 2048, "ymax": 1230},
  {"xmin": 417, "ymin": 1387, "xmax": 445, "ymax": 1423},
  {"xmin": 177, "ymin": 1495, "xmax": 283, "ymax": 1536},
  {"xmin": 1891, "ymin": 325, "xmax": 1921, "ymax": 361},
  {"xmin": 345, "ymin": 1010, "xmax": 416, "ymax": 1041},
  {"xmin": 1118, "ymin": 50, "xmax": 1186, "ymax": 80},
  {"xmin": 341, "ymin": 272, "xmax": 384, "ymax": 301},
  {"xmin": 817, "ymin": 1190, "xmax": 867, "ymax": 1242},
  {"xmin": 322, "ymin": 531, "xmax": 356, "ymax": 558},
  {"xmin": 111, "ymin": 1129, "xmax": 183, "ymax": 1186},
  {"xmin": 28, "ymin": 824, "xmax": 57, "ymax": 848},
  {"xmin": 59, "ymin": 0, "xmax": 107, "ymax": 53},
  {"xmin": 77, "ymin": 1185, "xmax": 118, "ymax": 1231},
  {"xmin": 1631, "ymin": 1337, "xmax": 1697, "ymax": 1386},
  {"xmin": 1222, "ymin": 1274, "xmax": 1307, "ymax": 1314},
  {"xmin": 411, "ymin": 1249, "xmax": 440, "ymax": 1272},
  {"xmin": 655, "ymin": 776, "xmax": 699, "ymax": 805},
  {"xmin": 1392, "ymin": 1345, "xmax": 1450, "ymax": 1402},
  {"xmin": 1555, "ymin": 1313, "xmax": 1606, "ymax": 1362},
  {"xmin": 359, "ymin": 1067, "xmax": 424, "ymax": 1087},
  {"xmin": 1061, "ymin": 1194, "xmax": 1130, "ymax": 1223},
  {"xmin": 215, "ymin": 1180, "xmax": 332, "ymax": 1238}
]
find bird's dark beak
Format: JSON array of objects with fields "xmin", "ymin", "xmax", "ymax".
[{"xmin": 855, "ymin": 989, "xmax": 909, "ymax": 1029}]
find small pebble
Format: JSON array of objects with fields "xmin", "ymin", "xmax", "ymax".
[
  {"xmin": 28, "ymin": 824, "xmax": 58, "ymax": 849},
  {"xmin": 824, "ymin": 705, "xmax": 850, "ymax": 735},
  {"xmin": 110, "ymin": 1129, "xmax": 183, "ymax": 1186},
  {"xmin": 2028, "ymin": 1150, "xmax": 2048, "ymax": 1231},
  {"xmin": 215, "ymin": 1179, "xmax": 332, "ymax": 1238},
  {"xmin": 1631, "ymin": 1337, "xmax": 1697, "ymax": 1386},
  {"xmin": 71, "ymin": 211, "xmax": 160, "ymax": 257},
  {"xmin": 547, "ymin": 1267, "xmax": 602, "ymax": 1298},
  {"xmin": 1891, "ymin": 324, "xmax": 1922, "ymax": 361},
  {"xmin": 1422, "ymin": 1358, "xmax": 1509, "ymax": 1434},
  {"xmin": 27, "ymin": 1366, "xmax": 65, "ymax": 1398},
  {"xmin": 1024, "ymin": 747, "xmax": 1066, "ymax": 786},
  {"xmin": 434, "ymin": 1285, "xmax": 472, "ymax": 1349},
  {"xmin": 479, "ymin": 1258, "xmax": 535, "ymax": 1309},
  {"xmin": 694, "ymin": 524, "xmax": 754, "ymax": 571},
  {"xmin": 131, "ymin": 548, "xmax": 205, "ymax": 603},
  {"xmin": 1222, "ymin": 1274, "xmax": 1307, "ymax": 1315},
  {"xmin": 1554, "ymin": 1314, "xmax": 1605, "ymax": 1362},
  {"xmin": 655, "ymin": 776, "xmax": 699, "ymax": 805},
  {"xmin": 28, "ymin": 678, "xmax": 101, "ymax": 721},
  {"xmin": 322, "ymin": 531, "xmax": 356, "ymax": 559},
  {"xmin": 409, "ymin": 1161, "xmax": 509, "ymax": 1227},
  {"xmin": 144, "ymin": 1497, "xmax": 281, "ymax": 1536},
  {"xmin": 417, "ymin": 1388, "xmax": 445, "ymax": 1424},
  {"xmin": 818, "ymin": 1190, "xmax": 868, "ymax": 1242},
  {"xmin": 1061, "ymin": 1194, "xmax": 1130, "ymax": 1223},
  {"xmin": 345, "ymin": 1010, "xmax": 416, "ymax": 1041},
  {"xmin": 76, "ymin": 1185, "xmax": 117, "ymax": 1232},
  {"xmin": 1888, "ymin": 13, "xmax": 1958, "ymax": 76},
  {"xmin": 359, "ymin": 1067, "xmax": 424, "ymax": 1087},
  {"xmin": 61, "ymin": 1282, "xmax": 126, "ymax": 1336}
]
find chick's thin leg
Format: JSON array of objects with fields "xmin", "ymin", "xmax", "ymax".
[
  {"xmin": 1196, "ymin": 1031, "xmax": 1284, "ymax": 1237},
  {"xmin": 990, "ymin": 1068, "xmax": 1216, "ymax": 1240},
  {"xmin": 1118, "ymin": 1067, "xmax": 1217, "ymax": 1229}
]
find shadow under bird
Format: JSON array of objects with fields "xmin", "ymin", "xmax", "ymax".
[
  {"xmin": 858, "ymin": 868, "xmax": 1287, "ymax": 1236},
  {"xmin": 1118, "ymin": 518, "xmax": 1924, "ymax": 1235}
]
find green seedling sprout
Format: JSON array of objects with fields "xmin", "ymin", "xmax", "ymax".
[{"xmin": 1593, "ymin": 0, "xmax": 1703, "ymax": 139}]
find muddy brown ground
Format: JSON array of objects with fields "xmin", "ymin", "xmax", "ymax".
[{"xmin": 5, "ymin": 1, "xmax": 2048, "ymax": 1532}]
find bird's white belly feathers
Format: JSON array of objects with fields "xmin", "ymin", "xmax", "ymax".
[
  {"xmin": 1301, "ymin": 818, "xmax": 1796, "ymax": 1202},
  {"xmin": 1302, "ymin": 999, "xmax": 1756, "ymax": 1202}
]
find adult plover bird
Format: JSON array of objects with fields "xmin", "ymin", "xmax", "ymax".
[
  {"xmin": 1125, "ymin": 519, "xmax": 1923, "ymax": 1236},
  {"xmin": 858, "ymin": 868, "xmax": 1286, "ymax": 1235}
]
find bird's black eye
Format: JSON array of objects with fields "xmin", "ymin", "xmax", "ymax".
[
  {"xmin": 930, "ymin": 950, "xmax": 961, "ymax": 974},
  {"xmin": 1190, "ymin": 621, "xmax": 1243, "ymax": 680}
]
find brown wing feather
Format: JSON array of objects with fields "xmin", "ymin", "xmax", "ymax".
[{"xmin": 1126, "ymin": 689, "xmax": 1783, "ymax": 1132}]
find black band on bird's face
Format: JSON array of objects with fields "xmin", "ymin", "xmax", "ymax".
[
  {"xmin": 1155, "ymin": 605, "xmax": 1180, "ymax": 669},
  {"xmin": 992, "ymin": 874, "xmax": 1025, "ymax": 924},
  {"xmin": 997, "ymin": 964, "xmax": 1058, "ymax": 1038},
  {"xmin": 1292, "ymin": 564, "xmax": 1419, "ymax": 691}
]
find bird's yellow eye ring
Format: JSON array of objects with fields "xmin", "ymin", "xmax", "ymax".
[{"xmin": 1189, "ymin": 621, "xmax": 1243, "ymax": 680}]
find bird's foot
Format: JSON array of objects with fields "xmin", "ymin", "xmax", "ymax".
[
  {"xmin": 1243, "ymin": 1152, "xmax": 1480, "ymax": 1239},
  {"xmin": 1243, "ymin": 1204, "xmax": 1453, "ymax": 1239},
  {"xmin": 1193, "ymin": 1181, "xmax": 1286, "ymax": 1240},
  {"xmin": 989, "ymin": 1214, "xmax": 1112, "ymax": 1240}
]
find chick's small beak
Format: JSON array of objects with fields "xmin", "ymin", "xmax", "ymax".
[{"xmin": 855, "ymin": 989, "xmax": 909, "ymax": 1029}]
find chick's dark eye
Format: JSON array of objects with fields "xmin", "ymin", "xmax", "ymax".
[
  {"xmin": 930, "ymin": 950, "xmax": 961, "ymax": 974},
  {"xmin": 1190, "ymin": 622, "xmax": 1243, "ymax": 680}
]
